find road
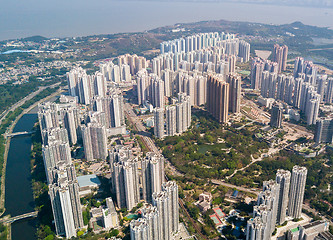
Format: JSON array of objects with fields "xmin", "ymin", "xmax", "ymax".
[
  {"xmin": 226, "ymin": 146, "xmax": 281, "ymax": 180},
  {"xmin": 211, "ymin": 179, "xmax": 259, "ymax": 196},
  {"xmin": 0, "ymin": 82, "xmax": 61, "ymax": 126},
  {"xmin": 0, "ymin": 211, "xmax": 38, "ymax": 224},
  {"xmin": 124, "ymin": 102, "xmax": 185, "ymax": 177},
  {"xmin": 124, "ymin": 102, "xmax": 160, "ymax": 153},
  {"xmin": 303, "ymin": 203, "xmax": 333, "ymax": 226}
]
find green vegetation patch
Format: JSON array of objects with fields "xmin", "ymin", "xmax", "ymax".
[{"xmin": 157, "ymin": 110, "xmax": 268, "ymax": 179}]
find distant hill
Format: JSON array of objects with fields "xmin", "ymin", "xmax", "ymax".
[
  {"xmin": 119, "ymin": 0, "xmax": 333, "ymax": 8},
  {"xmin": 150, "ymin": 20, "xmax": 333, "ymax": 39},
  {"xmin": 21, "ymin": 35, "xmax": 48, "ymax": 42}
]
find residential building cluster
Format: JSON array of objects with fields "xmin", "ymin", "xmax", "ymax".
[
  {"xmin": 100, "ymin": 61, "xmax": 132, "ymax": 82},
  {"xmin": 136, "ymin": 32, "xmax": 248, "ymax": 133},
  {"xmin": 67, "ymin": 67, "xmax": 126, "ymax": 138},
  {"xmin": 110, "ymin": 146, "xmax": 165, "ymax": 209},
  {"xmin": 38, "ymin": 98, "xmax": 121, "ymax": 237},
  {"xmin": 247, "ymin": 165, "xmax": 308, "ymax": 240},
  {"xmin": 109, "ymin": 145, "xmax": 180, "ymax": 240},
  {"xmin": 37, "ymin": 62, "xmax": 130, "ymax": 237},
  {"xmin": 38, "ymin": 102, "xmax": 84, "ymax": 238},
  {"xmin": 251, "ymin": 57, "xmax": 279, "ymax": 90},
  {"xmin": 130, "ymin": 181, "xmax": 179, "ymax": 240},
  {"xmin": 252, "ymin": 50, "xmax": 333, "ymax": 126},
  {"xmin": 160, "ymin": 32, "xmax": 250, "ymax": 62},
  {"xmin": 154, "ymin": 93, "xmax": 191, "ymax": 139},
  {"xmin": 117, "ymin": 54, "xmax": 148, "ymax": 75},
  {"xmin": 98, "ymin": 54, "xmax": 147, "ymax": 84},
  {"xmin": 272, "ymin": 44, "xmax": 288, "ymax": 73}
]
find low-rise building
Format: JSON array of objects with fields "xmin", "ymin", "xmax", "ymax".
[
  {"xmin": 77, "ymin": 174, "xmax": 101, "ymax": 196},
  {"xmin": 102, "ymin": 198, "xmax": 119, "ymax": 230},
  {"xmin": 199, "ymin": 192, "xmax": 212, "ymax": 203},
  {"xmin": 287, "ymin": 220, "xmax": 330, "ymax": 240},
  {"xmin": 258, "ymin": 97, "xmax": 275, "ymax": 109}
]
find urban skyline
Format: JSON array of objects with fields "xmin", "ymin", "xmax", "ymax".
[{"xmin": 1, "ymin": 13, "xmax": 332, "ymax": 240}]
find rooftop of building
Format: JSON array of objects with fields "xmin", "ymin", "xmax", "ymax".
[
  {"xmin": 198, "ymin": 201, "xmax": 210, "ymax": 208},
  {"xmin": 318, "ymin": 231, "xmax": 333, "ymax": 240},
  {"xmin": 77, "ymin": 174, "xmax": 101, "ymax": 188},
  {"xmin": 290, "ymin": 227, "xmax": 299, "ymax": 233},
  {"xmin": 302, "ymin": 220, "xmax": 326, "ymax": 230}
]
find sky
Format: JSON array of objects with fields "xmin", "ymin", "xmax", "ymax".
[{"xmin": 0, "ymin": 0, "xmax": 332, "ymax": 41}]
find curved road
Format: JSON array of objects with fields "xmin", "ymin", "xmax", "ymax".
[{"xmin": 0, "ymin": 82, "xmax": 61, "ymax": 125}]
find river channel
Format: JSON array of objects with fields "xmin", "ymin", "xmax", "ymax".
[{"xmin": 4, "ymin": 107, "xmax": 38, "ymax": 240}]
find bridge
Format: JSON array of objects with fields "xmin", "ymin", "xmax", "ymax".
[
  {"xmin": 0, "ymin": 211, "xmax": 38, "ymax": 224},
  {"xmin": 4, "ymin": 131, "xmax": 35, "ymax": 138}
]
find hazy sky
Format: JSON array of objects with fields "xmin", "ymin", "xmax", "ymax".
[{"xmin": 0, "ymin": 0, "xmax": 332, "ymax": 41}]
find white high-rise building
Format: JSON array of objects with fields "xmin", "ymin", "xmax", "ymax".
[
  {"xmin": 81, "ymin": 122, "xmax": 108, "ymax": 161},
  {"xmin": 112, "ymin": 65, "xmax": 121, "ymax": 83},
  {"xmin": 42, "ymin": 140, "xmax": 72, "ymax": 171},
  {"xmin": 239, "ymin": 40, "xmax": 251, "ymax": 62},
  {"xmin": 228, "ymin": 74, "xmax": 241, "ymax": 113},
  {"xmin": 142, "ymin": 152, "xmax": 165, "ymax": 202},
  {"xmin": 130, "ymin": 218, "xmax": 150, "ymax": 240},
  {"xmin": 161, "ymin": 69, "xmax": 173, "ymax": 97},
  {"xmin": 153, "ymin": 79, "xmax": 165, "ymax": 109},
  {"xmin": 61, "ymin": 107, "xmax": 78, "ymax": 145},
  {"xmin": 246, "ymin": 217, "xmax": 267, "ymax": 240},
  {"xmin": 154, "ymin": 108, "xmax": 164, "ymax": 139},
  {"xmin": 165, "ymin": 106, "xmax": 176, "ymax": 136},
  {"xmin": 67, "ymin": 67, "xmax": 86, "ymax": 99},
  {"xmin": 137, "ymin": 69, "xmax": 149, "ymax": 105},
  {"xmin": 276, "ymin": 169, "xmax": 291, "ymax": 224},
  {"xmin": 92, "ymin": 94, "xmax": 125, "ymax": 129},
  {"xmin": 49, "ymin": 184, "xmax": 77, "ymax": 238},
  {"xmin": 121, "ymin": 64, "xmax": 131, "ymax": 82},
  {"xmin": 288, "ymin": 165, "xmax": 307, "ymax": 219},
  {"xmin": 112, "ymin": 158, "xmax": 140, "ymax": 210},
  {"xmin": 178, "ymin": 93, "xmax": 191, "ymax": 132},
  {"xmin": 78, "ymin": 73, "xmax": 92, "ymax": 105},
  {"xmin": 141, "ymin": 204, "xmax": 160, "ymax": 240},
  {"xmin": 195, "ymin": 76, "xmax": 207, "ymax": 106},
  {"xmin": 175, "ymin": 103, "xmax": 183, "ymax": 134},
  {"xmin": 93, "ymin": 72, "xmax": 107, "ymax": 97},
  {"xmin": 152, "ymin": 191, "xmax": 171, "ymax": 240},
  {"xmin": 314, "ymin": 118, "xmax": 333, "ymax": 144},
  {"xmin": 252, "ymin": 205, "xmax": 272, "ymax": 240},
  {"xmin": 162, "ymin": 181, "xmax": 179, "ymax": 234},
  {"xmin": 41, "ymin": 127, "xmax": 68, "ymax": 146},
  {"xmin": 262, "ymin": 180, "xmax": 280, "ymax": 233},
  {"xmin": 325, "ymin": 78, "xmax": 333, "ymax": 103}
]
